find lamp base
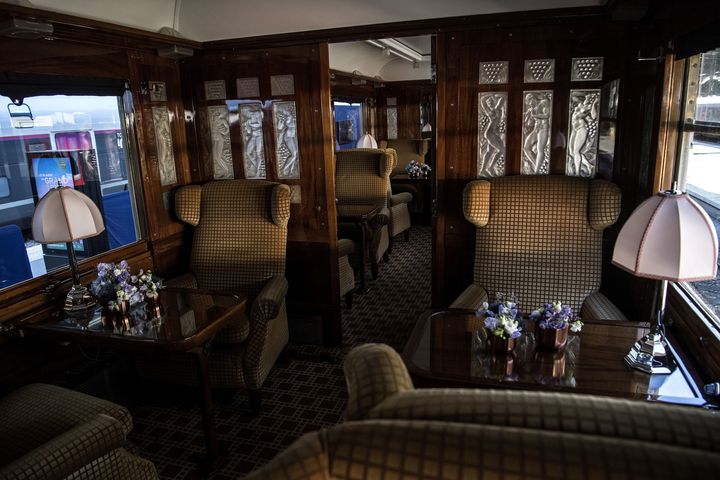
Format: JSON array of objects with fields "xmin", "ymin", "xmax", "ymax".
[
  {"xmin": 64, "ymin": 284, "xmax": 97, "ymax": 313},
  {"xmin": 624, "ymin": 331, "xmax": 675, "ymax": 375}
]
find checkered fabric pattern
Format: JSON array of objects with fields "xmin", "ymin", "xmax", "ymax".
[
  {"xmin": 143, "ymin": 180, "xmax": 290, "ymax": 390},
  {"xmin": 449, "ymin": 283, "xmax": 489, "ymax": 310},
  {"xmin": 343, "ymin": 344, "xmax": 414, "ymax": 421},
  {"xmin": 335, "ymin": 149, "xmax": 393, "ymax": 263},
  {"xmin": 582, "ymin": 291, "xmax": 628, "ymax": 321},
  {"xmin": 246, "ymin": 419, "xmax": 720, "ymax": 479},
  {"xmin": 382, "ymin": 148, "xmax": 413, "ymax": 238},
  {"xmin": 0, "ymin": 384, "xmax": 157, "ymax": 480},
  {"xmin": 379, "ymin": 139, "xmax": 430, "ymax": 175},
  {"xmin": 459, "ymin": 175, "xmax": 622, "ymax": 315},
  {"xmin": 338, "ymin": 239, "xmax": 355, "ymax": 298}
]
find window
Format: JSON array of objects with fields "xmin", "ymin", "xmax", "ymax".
[
  {"xmin": 0, "ymin": 93, "xmax": 141, "ymax": 290},
  {"xmin": 675, "ymin": 47, "xmax": 720, "ymax": 323},
  {"xmin": 333, "ymin": 101, "xmax": 364, "ymax": 150}
]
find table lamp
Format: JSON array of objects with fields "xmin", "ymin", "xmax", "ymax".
[
  {"xmin": 32, "ymin": 186, "xmax": 105, "ymax": 312},
  {"xmin": 356, "ymin": 132, "xmax": 377, "ymax": 148},
  {"xmin": 612, "ymin": 187, "xmax": 718, "ymax": 374}
]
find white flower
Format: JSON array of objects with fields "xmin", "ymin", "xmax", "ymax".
[
  {"xmin": 481, "ymin": 302, "xmax": 489, "ymax": 310},
  {"xmin": 503, "ymin": 320, "xmax": 518, "ymax": 336},
  {"xmin": 553, "ymin": 301, "xmax": 562, "ymax": 313},
  {"xmin": 570, "ymin": 320, "xmax": 584, "ymax": 333}
]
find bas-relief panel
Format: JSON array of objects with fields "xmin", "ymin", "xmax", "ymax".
[
  {"xmin": 477, "ymin": 92, "xmax": 507, "ymax": 177},
  {"xmin": 207, "ymin": 106, "xmax": 234, "ymax": 179},
  {"xmin": 272, "ymin": 101, "xmax": 300, "ymax": 179},
  {"xmin": 387, "ymin": 107, "xmax": 398, "ymax": 140},
  {"xmin": 151, "ymin": 106, "xmax": 176, "ymax": 186},
  {"xmin": 571, "ymin": 57, "xmax": 603, "ymax": 82},
  {"xmin": 521, "ymin": 90, "xmax": 553, "ymax": 175},
  {"xmin": 567, "ymin": 89, "xmax": 601, "ymax": 178},
  {"xmin": 479, "ymin": 61, "xmax": 509, "ymax": 84},
  {"xmin": 524, "ymin": 59, "xmax": 555, "ymax": 83},
  {"xmin": 239, "ymin": 103, "xmax": 266, "ymax": 179}
]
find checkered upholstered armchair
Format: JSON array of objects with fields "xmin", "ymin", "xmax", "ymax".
[
  {"xmin": 335, "ymin": 149, "xmax": 393, "ymax": 278},
  {"xmin": 142, "ymin": 180, "xmax": 290, "ymax": 412},
  {"xmin": 383, "ymin": 148, "xmax": 413, "ymax": 242},
  {"xmin": 246, "ymin": 345, "xmax": 720, "ymax": 479},
  {"xmin": 0, "ymin": 383, "xmax": 157, "ymax": 480},
  {"xmin": 379, "ymin": 138, "xmax": 430, "ymax": 176},
  {"xmin": 452, "ymin": 175, "xmax": 626, "ymax": 321}
]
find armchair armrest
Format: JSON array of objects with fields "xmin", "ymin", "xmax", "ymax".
[
  {"xmin": 165, "ymin": 272, "xmax": 198, "ymax": 289},
  {"xmin": 390, "ymin": 192, "xmax": 413, "ymax": 206},
  {"xmin": 450, "ymin": 284, "xmax": 488, "ymax": 310},
  {"xmin": 375, "ymin": 207, "xmax": 390, "ymax": 226},
  {"xmin": 0, "ymin": 414, "xmax": 126, "ymax": 480},
  {"xmin": 337, "ymin": 238, "xmax": 355, "ymax": 258},
  {"xmin": 344, "ymin": 344, "xmax": 413, "ymax": 421},
  {"xmin": 581, "ymin": 292, "xmax": 628, "ymax": 321},
  {"xmin": 250, "ymin": 275, "xmax": 289, "ymax": 322}
]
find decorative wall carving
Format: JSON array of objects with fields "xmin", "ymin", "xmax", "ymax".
[
  {"xmin": 567, "ymin": 89, "xmax": 601, "ymax": 177},
  {"xmin": 207, "ymin": 105, "xmax": 234, "ymax": 179},
  {"xmin": 521, "ymin": 90, "xmax": 553, "ymax": 175},
  {"xmin": 148, "ymin": 81, "xmax": 167, "ymax": 102},
  {"xmin": 477, "ymin": 92, "xmax": 507, "ymax": 177},
  {"xmin": 479, "ymin": 61, "xmax": 509, "ymax": 84},
  {"xmin": 239, "ymin": 102, "xmax": 266, "ymax": 179},
  {"xmin": 151, "ymin": 107, "xmax": 176, "ymax": 186},
  {"xmin": 524, "ymin": 59, "xmax": 555, "ymax": 83},
  {"xmin": 571, "ymin": 57, "xmax": 603, "ymax": 81},
  {"xmin": 386, "ymin": 106, "xmax": 398, "ymax": 139},
  {"xmin": 236, "ymin": 77, "xmax": 260, "ymax": 98},
  {"xmin": 204, "ymin": 80, "xmax": 227, "ymax": 100},
  {"xmin": 270, "ymin": 74, "xmax": 295, "ymax": 96},
  {"xmin": 272, "ymin": 101, "xmax": 300, "ymax": 179}
]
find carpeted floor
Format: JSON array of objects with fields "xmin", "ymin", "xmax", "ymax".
[{"xmin": 127, "ymin": 225, "xmax": 432, "ymax": 479}]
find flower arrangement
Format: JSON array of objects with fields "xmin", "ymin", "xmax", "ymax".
[
  {"xmin": 476, "ymin": 293, "xmax": 522, "ymax": 340},
  {"xmin": 405, "ymin": 160, "xmax": 431, "ymax": 179},
  {"xmin": 90, "ymin": 260, "xmax": 162, "ymax": 311},
  {"xmin": 530, "ymin": 301, "xmax": 583, "ymax": 333}
]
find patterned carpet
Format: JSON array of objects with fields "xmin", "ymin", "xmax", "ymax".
[{"xmin": 127, "ymin": 225, "xmax": 432, "ymax": 479}]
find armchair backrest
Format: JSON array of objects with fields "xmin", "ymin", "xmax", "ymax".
[
  {"xmin": 379, "ymin": 138, "xmax": 429, "ymax": 174},
  {"xmin": 335, "ymin": 148, "xmax": 392, "ymax": 208},
  {"xmin": 463, "ymin": 175, "xmax": 620, "ymax": 312},
  {"xmin": 175, "ymin": 180, "xmax": 291, "ymax": 297}
]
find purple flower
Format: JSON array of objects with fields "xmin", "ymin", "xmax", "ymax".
[{"xmin": 484, "ymin": 317, "xmax": 499, "ymax": 330}]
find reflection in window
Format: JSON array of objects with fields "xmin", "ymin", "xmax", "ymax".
[
  {"xmin": 272, "ymin": 101, "xmax": 300, "ymax": 179},
  {"xmin": 676, "ymin": 47, "xmax": 720, "ymax": 320},
  {"xmin": 334, "ymin": 101, "xmax": 363, "ymax": 151},
  {"xmin": 0, "ymin": 94, "xmax": 140, "ymax": 290}
]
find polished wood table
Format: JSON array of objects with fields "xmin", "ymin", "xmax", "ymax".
[
  {"xmin": 402, "ymin": 309, "xmax": 708, "ymax": 407},
  {"xmin": 337, "ymin": 204, "xmax": 381, "ymax": 293},
  {"xmin": 13, "ymin": 287, "xmax": 247, "ymax": 470},
  {"xmin": 390, "ymin": 174, "xmax": 432, "ymax": 225}
]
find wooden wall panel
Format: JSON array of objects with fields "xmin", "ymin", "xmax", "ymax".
[
  {"xmin": 433, "ymin": 20, "xmax": 632, "ymax": 307},
  {"xmin": 182, "ymin": 44, "xmax": 341, "ymax": 344},
  {"xmin": 377, "ymin": 81, "xmax": 434, "ymax": 141}
]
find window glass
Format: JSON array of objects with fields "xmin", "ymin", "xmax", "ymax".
[
  {"xmin": 334, "ymin": 101, "xmax": 364, "ymax": 150},
  {"xmin": 0, "ymin": 94, "xmax": 140, "ymax": 290},
  {"xmin": 677, "ymin": 47, "xmax": 720, "ymax": 320}
]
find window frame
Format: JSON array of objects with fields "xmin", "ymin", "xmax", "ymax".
[
  {"xmin": 0, "ymin": 85, "xmax": 149, "ymax": 322},
  {"xmin": 657, "ymin": 51, "xmax": 720, "ymax": 382}
]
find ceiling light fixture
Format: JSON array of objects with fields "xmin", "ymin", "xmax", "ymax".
[{"xmin": 365, "ymin": 38, "xmax": 424, "ymax": 63}]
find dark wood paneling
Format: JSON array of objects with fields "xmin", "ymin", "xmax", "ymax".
[{"xmin": 377, "ymin": 81, "xmax": 434, "ymax": 141}]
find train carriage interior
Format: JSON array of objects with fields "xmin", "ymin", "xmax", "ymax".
[{"xmin": 0, "ymin": 0, "xmax": 720, "ymax": 479}]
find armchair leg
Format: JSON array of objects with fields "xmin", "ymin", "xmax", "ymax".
[
  {"xmin": 404, "ymin": 230, "xmax": 410, "ymax": 242},
  {"xmin": 345, "ymin": 292, "xmax": 353, "ymax": 309},
  {"xmin": 248, "ymin": 389, "xmax": 262, "ymax": 416},
  {"xmin": 371, "ymin": 262, "xmax": 379, "ymax": 280}
]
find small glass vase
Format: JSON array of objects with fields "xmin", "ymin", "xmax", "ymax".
[
  {"xmin": 487, "ymin": 330, "xmax": 516, "ymax": 354},
  {"xmin": 536, "ymin": 324, "xmax": 569, "ymax": 350}
]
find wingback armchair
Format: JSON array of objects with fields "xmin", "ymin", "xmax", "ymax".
[
  {"xmin": 383, "ymin": 148, "xmax": 414, "ymax": 242},
  {"xmin": 379, "ymin": 138, "xmax": 430, "ymax": 176},
  {"xmin": 451, "ymin": 175, "xmax": 626, "ymax": 321},
  {"xmin": 141, "ymin": 180, "xmax": 291, "ymax": 413},
  {"xmin": 335, "ymin": 149, "xmax": 393, "ymax": 278},
  {"xmin": 0, "ymin": 383, "xmax": 157, "ymax": 480}
]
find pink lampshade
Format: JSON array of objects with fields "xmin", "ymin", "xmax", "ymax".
[
  {"xmin": 356, "ymin": 133, "xmax": 378, "ymax": 148},
  {"xmin": 32, "ymin": 187, "xmax": 105, "ymax": 243},
  {"xmin": 612, "ymin": 192, "xmax": 718, "ymax": 282}
]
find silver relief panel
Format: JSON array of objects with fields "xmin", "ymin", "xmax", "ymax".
[
  {"xmin": 387, "ymin": 107, "xmax": 398, "ymax": 140},
  {"xmin": 521, "ymin": 90, "xmax": 553, "ymax": 175},
  {"xmin": 571, "ymin": 57, "xmax": 603, "ymax": 81},
  {"xmin": 477, "ymin": 92, "xmax": 507, "ymax": 177},
  {"xmin": 479, "ymin": 61, "xmax": 509, "ymax": 84},
  {"xmin": 207, "ymin": 106, "xmax": 234, "ymax": 179},
  {"xmin": 524, "ymin": 59, "xmax": 555, "ymax": 83},
  {"xmin": 272, "ymin": 101, "xmax": 300, "ymax": 179},
  {"xmin": 152, "ymin": 107, "xmax": 177, "ymax": 186},
  {"xmin": 239, "ymin": 103, "xmax": 266, "ymax": 179},
  {"xmin": 566, "ymin": 89, "xmax": 601, "ymax": 178}
]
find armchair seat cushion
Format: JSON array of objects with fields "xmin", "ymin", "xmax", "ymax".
[{"xmin": 390, "ymin": 192, "xmax": 413, "ymax": 206}]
